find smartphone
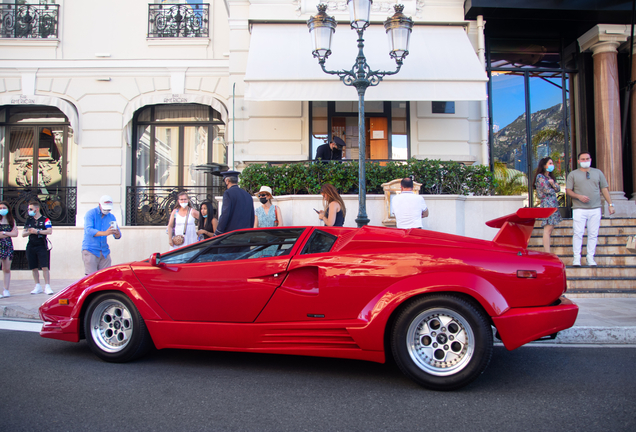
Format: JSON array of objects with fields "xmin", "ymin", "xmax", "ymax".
[
  {"xmin": 110, "ymin": 221, "xmax": 117, "ymax": 230},
  {"xmin": 313, "ymin": 208, "xmax": 320, "ymax": 213}
]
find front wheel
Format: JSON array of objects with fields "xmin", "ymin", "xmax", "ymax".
[
  {"xmin": 84, "ymin": 292, "xmax": 153, "ymax": 362},
  {"xmin": 391, "ymin": 294, "xmax": 493, "ymax": 391}
]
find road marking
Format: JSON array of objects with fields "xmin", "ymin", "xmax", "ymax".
[{"xmin": 0, "ymin": 320, "xmax": 42, "ymax": 333}]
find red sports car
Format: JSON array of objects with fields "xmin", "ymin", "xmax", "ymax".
[{"xmin": 40, "ymin": 208, "xmax": 578, "ymax": 390}]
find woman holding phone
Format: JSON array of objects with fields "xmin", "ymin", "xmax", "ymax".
[{"xmin": 317, "ymin": 183, "xmax": 346, "ymax": 227}]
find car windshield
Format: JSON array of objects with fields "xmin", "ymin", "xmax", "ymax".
[{"xmin": 160, "ymin": 228, "xmax": 307, "ymax": 265}]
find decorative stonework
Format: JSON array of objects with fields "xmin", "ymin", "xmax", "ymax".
[{"xmin": 299, "ymin": 1, "xmax": 422, "ymax": 18}]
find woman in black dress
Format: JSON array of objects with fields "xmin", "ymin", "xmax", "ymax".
[{"xmin": 318, "ymin": 183, "xmax": 346, "ymax": 227}]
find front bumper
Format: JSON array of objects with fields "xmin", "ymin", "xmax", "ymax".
[
  {"xmin": 492, "ymin": 296, "xmax": 579, "ymax": 350},
  {"xmin": 40, "ymin": 312, "xmax": 80, "ymax": 343}
]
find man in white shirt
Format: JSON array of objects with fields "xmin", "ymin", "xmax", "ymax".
[{"xmin": 390, "ymin": 178, "xmax": 429, "ymax": 229}]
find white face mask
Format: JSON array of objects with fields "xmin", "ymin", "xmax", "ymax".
[
  {"xmin": 180, "ymin": 202, "xmax": 188, "ymax": 208},
  {"xmin": 579, "ymin": 161, "xmax": 591, "ymax": 169},
  {"xmin": 101, "ymin": 209, "xmax": 111, "ymax": 215}
]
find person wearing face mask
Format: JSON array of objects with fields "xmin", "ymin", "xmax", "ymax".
[
  {"xmin": 0, "ymin": 201, "xmax": 18, "ymax": 298},
  {"xmin": 533, "ymin": 157, "xmax": 563, "ymax": 253},
  {"xmin": 81, "ymin": 195, "xmax": 122, "ymax": 275},
  {"xmin": 167, "ymin": 192, "xmax": 200, "ymax": 250},
  {"xmin": 196, "ymin": 201, "xmax": 218, "ymax": 240},
  {"xmin": 254, "ymin": 186, "xmax": 283, "ymax": 228},
  {"xmin": 566, "ymin": 151, "xmax": 615, "ymax": 266},
  {"xmin": 22, "ymin": 200, "xmax": 53, "ymax": 294}
]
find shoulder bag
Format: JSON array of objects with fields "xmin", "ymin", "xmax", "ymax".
[{"xmin": 172, "ymin": 209, "xmax": 189, "ymax": 246}]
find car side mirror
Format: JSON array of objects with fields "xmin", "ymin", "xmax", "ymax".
[{"xmin": 149, "ymin": 252, "xmax": 163, "ymax": 267}]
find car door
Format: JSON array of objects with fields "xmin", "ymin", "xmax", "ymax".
[{"xmin": 132, "ymin": 228, "xmax": 308, "ymax": 322}]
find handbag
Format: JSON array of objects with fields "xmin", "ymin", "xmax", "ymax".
[
  {"xmin": 627, "ymin": 235, "xmax": 636, "ymax": 254},
  {"xmin": 171, "ymin": 209, "xmax": 189, "ymax": 246}
]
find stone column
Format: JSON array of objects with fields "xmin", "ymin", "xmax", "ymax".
[{"xmin": 579, "ymin": 25, "xmax": 633, "ymax": 216}]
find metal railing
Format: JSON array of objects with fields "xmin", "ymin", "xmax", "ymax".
[
  {"xmin": 0, "ymin": 4, "xmax": 59, "ymax": 39},
  {"xmin": 126, "ymin": 185, "xmax": 223, "ymax": 226},
  {"xmin": 0, "ymin": 187, "xmax": 77, "ymax": 226},
  {"xmin": 148, "ymin": 3, "xmax": 209, "ymax": 38}
]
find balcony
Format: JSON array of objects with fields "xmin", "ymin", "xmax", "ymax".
[
  {"xmin": 148, "ymin": 3, "xmax": 209, "ymax": 38},
  {"xmin": 0, "ymin": 4, "xmax": 59, "ymax": 39},
  {"xmin": 126, "ymin": 185, "xmax": 223, "ymax": 226},
  {"xmin": 0, "ymin": 187, "xmax": 76, "ymax": 226}
]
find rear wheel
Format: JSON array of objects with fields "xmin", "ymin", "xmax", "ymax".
[
  {"xmin": 84, "ymin": 292, "xmax": 153, "ymax": 362},
  {"xmin": 391, "ymin": 294, "xmax": 492, "ymax": 391}
]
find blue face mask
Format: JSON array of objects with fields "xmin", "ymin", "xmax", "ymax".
[
  {"xmin": 0, "ymin": 209, "xmax": 8, "ymax": 216},
  {"xmin": 28, "ymin": 210, "xmax": 36, "ymax": 217},
  {"xmin": 203, "ymin": 214, "xmax": 208, "ymax": 218},
  {"xmin": 546, "ymin": 165, "xmax": 555, "ymax": 173}
]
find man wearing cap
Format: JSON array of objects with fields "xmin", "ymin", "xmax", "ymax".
[
  {"xmin": 215, "ymin": 171, "xmax": 255, "ymax": 236},
  {"xmin": 81, "ymin": 195, "xmax": 121, "ymax": 275},
  {"xmin": 316, "ymin": 136, "xmax": 346, "ymax": 162}
]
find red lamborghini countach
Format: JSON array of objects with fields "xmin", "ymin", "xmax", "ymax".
[{"xmin": 40, "ymin": 208, "xmax": 578, "ymax": 390}]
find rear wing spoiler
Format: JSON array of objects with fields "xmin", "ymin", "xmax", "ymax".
[{"xmin": 486, "ymin": 208, "xmax": 556, "ymax": 249}]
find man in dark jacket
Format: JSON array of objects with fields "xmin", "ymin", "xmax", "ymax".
[
  {"xmin": 215, "ymin": 170, "xmax": 255, "ymax": 235},
  {"xmin": 315, "ymin": 136, "xmax": 345, "ymax": 162}
]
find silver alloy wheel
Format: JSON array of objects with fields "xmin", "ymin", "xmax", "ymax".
[
  {"xmin": 89, "ymin": 299, "xmax": 134, "ymax": 353},
  {"xmin": 406, "ymin": 307, "xmax": 475, "ymax": 376}
]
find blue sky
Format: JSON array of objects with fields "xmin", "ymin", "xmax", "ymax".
[{"xmin": 492, "ymin": 73, "xmax": 566, "ymax": 131}]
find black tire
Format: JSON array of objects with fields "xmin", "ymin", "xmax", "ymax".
[
  {"xmin": 84, "ymin": 292, "xmax": 153, "ymax": 363},
  {"xmin": 391, "ymin": 294, "xmax": 493, "ymax": 391}
]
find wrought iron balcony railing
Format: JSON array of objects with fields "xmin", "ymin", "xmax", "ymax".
[
  {"xmin": 0, "ymin": 187, "xmax": 77, "ymax": 226},
  {"xmin": 148, "ymin": 3, "xmax": 209, "ymax": 38},
  {"xmin": 126, "ymin": 185, "xmax": 223, "ymax": 226},
  {"xmin": 0, "ymin": 4, "xmax": 59, "ymax": 39}
]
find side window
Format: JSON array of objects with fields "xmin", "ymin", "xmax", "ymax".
[
  {"xmin": 171, "ymin": 228, "xmax": 306, "ymax": 264},
  {"xmin": 301, "ymin": 230, "xmax": 337, "ymax": 255}
]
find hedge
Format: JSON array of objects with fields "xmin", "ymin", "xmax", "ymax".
[{"xmin": 239, "ymin": 159, "xmax": 496, "ymax": 196}]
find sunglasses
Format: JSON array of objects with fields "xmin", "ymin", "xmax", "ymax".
[
  {"xmin": 258, "ymin": 194, "xmax": 270, "ymax": 198},
  {"xmin": 586, "ymin": 172, "xmax": 590, "ymax": 180}
]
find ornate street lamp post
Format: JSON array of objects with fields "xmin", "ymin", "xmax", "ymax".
[{"xmin": 308, "ymin": 1, "xmax": 413, "ymax": 227}]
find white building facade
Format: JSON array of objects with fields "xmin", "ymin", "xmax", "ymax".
[{"xmin": 0, "ymin": 0, "xmax": 490, "ymax": 279}]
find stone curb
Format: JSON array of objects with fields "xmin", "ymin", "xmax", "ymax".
[
  {"xmin": 545, "ymin": 326, "xmax": 636, "ymax": 344},
  {"xmin": 1, "ymin": 305, "xmax": 40, "ymax": 321}
]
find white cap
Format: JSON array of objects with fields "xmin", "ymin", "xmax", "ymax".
[{"xmin": 99, "ymin": 195, "xmax": 114, "ymax": 210}]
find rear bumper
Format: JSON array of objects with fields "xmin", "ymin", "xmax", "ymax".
[
  {"xmin": 492, "ymin": 297, "xmax": 578, "ymax": 350},
  {"xmin": 39, "ymin": 312, "xmax": 80, "ymax": 343}
]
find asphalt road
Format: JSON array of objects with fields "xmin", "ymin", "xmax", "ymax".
[{"xmin": 2, "ymin": 329, "xmax": 635, "ymax": 432}]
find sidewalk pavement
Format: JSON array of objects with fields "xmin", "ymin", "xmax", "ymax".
[{"xmin": 1, "ymin": 279, "xmax": 635, "ymax": 345}]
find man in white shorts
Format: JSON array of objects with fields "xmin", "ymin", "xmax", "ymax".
[
  {"xmin": 390, "ymin": 177, "xmax": 429, "ymax": 229},
  {"xmin": 566, "ymin": 152, "xmax": 615, "ymax": 266}
]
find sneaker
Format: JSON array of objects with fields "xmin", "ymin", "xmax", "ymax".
[
  {"xmin": 44, "ymin": 284, "xmax": 54, "ymax": 295},
  {"xmin": 587, "ymin": 255, "xmax": 597, "ymax": 266},
  {"xmin": 572, "ymin": 256, "xmax": 581, "ymax": 266},
  {"xmin": 31, "ymin": 284, "xmax": 43, "ymax": 294},
  {"xmin": 2, "ymin": 289, "xmax": 9, "ymax": 297}
]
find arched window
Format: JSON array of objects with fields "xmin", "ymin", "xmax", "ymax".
[
  {"xmin": 128, "ymin": 103, "xmax": 227, "ymax": 226},
  {"xmin": 0, "ymin": 105, "xmax": 77, "ymax": 226}
]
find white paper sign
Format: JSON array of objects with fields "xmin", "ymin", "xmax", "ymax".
[{"xmin": 372, "ymin": 130, "xmax": 384, "ymax": 139}]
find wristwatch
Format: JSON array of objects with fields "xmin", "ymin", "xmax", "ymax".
[{"xmin": 609, "ymin": 204, "xmax": 614, "ymax": 207}]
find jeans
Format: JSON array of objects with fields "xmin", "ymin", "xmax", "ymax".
[{"xmin": 572, "ymin": 207, "xmax": 602, "ymax": 258}]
